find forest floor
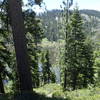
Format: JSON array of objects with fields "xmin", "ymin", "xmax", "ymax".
[
  {"xmin": 1, "ymin": 83, "xmax": 100, "ymax": 100},
  {"xmin": 34, "ymin": 83, "xmax": 100, "ymax": 100}
]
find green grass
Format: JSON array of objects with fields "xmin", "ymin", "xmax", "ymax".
[
  {"xmin": 1, "ymin": 84, "xmax": 100, "ymax": 100},
  {"xmin": 34, "ymin": 83, "xmax": 100, "ymax": 100},
  {"xmin": 34, "ymin": 84, "xmax": 63, "ymax": 96}
]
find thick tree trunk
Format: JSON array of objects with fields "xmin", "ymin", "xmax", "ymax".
[
  {"xmin": 63, "ymin": 68, "xmax": 67, "ymax": 90},
  {"xmin": 8, "ymin": 0, "xmax": 32, "ymax": 92},
  {"xmin": 0, "ymin": 74, "xmax": 5, "ymax": 93}
]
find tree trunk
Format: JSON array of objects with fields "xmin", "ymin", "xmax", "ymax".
[
  {"xmin": 8, "ymin": 0, "xmax": 32, "ymax": 92},
  {"xmin": 72, "ymin": 70, "xmax": 78, "ymax": 90},
  {"xmin": 72, "ymin": 75, "xmax": 77, "ymax": 90},
  {"xmin": 63, "ymin": 68, "xmax": 67, "ymax": 90},
  {"xmin": 0, "ymin": 74, "xmax": 5, "ymax": 93}
]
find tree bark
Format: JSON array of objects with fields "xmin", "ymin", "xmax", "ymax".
[
  {"xmin": 8, "ymin": 0, "xmax": 32, "ymax": 92},
  {"xmin": 63, "ymin": 68, "xmax": 67, "ymax": 90},
  {"xmin": 0, "ymin": 74, "xmax": 5, "ymax": 93}
]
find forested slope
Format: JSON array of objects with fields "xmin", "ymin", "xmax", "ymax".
[{"xmin": 39, "ymin": 9, "xmax": 100, "ymax": 42}]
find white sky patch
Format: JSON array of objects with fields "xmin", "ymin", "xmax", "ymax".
[
  {"xmin": 32, "ymin": 5, "xmax": 45, "ymax": 14},
  {"xmin": 23, "ymin": 0, "xmax": 100, "ymax": 13},
  {"xmin": 23, "ymin": 0, "xmax": 46, "ymax": 14},
  {"xmin": 23, "ymin": 0, "xmax": 28, "ymax": 6},
  {"xmin": 74, "ymin": 0, "xmax": 100, "ymax": 11},
  {"xmin": 43, "ymin": 0, "xmax": 100, "ymax": 11}
]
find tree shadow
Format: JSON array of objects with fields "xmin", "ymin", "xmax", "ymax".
[
  {"xmin": 0, "ymin": 92, "xmax": 71, "ymax": 100},
  {"xmin": 14, "ymin": 92, "xmax": 71, "ymax": 100}
]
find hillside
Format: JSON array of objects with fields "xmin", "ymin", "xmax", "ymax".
[
  {"xmin": 80, "ymin": 9, "xmax": 100, "ymax": 18},
  {"xmin": 39, "ymin": 9, "xmax": 100, "ymax": 42}
]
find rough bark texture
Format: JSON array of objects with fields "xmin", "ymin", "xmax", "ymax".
[
  {"xmin": 8, "ymin": 0, "xmax": 32, "ymax": 92},
  {"xmin": 0, "ymin": 74, "xmax": 5, "ymax": 93}
]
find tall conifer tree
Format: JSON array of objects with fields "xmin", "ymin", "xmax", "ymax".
[{"xmin": 64, "ymin": 8, "xmax": 94, "ymax": 90}]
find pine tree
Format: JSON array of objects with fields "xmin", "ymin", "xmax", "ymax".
[
  {"xmin": 81, "ymin": 40, "xmax": 94, "ymax": 87},
  {"xmin": 41, "ymin": 50, "xmax": 52, "ymax": 84},
  {"xmin": 24, "ymin": 9, "xmax": 44, "ymax": 87},
  {"xmin": 64, "ymin": 8, "xmax": 94, "ymax": 90},
  {"xmin": 0, "ymin": 1, "xmax": 14, "ymax": 93}
]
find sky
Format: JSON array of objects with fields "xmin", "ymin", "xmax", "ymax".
[
  {"xmin": 23, "ymin": 0, "xmax": 100, "ymax": 13},
  {"xmin": 43, "ymin": 0, "xmax": 100, "ymax": 11}
]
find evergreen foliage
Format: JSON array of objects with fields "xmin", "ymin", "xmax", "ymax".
[
  {"xmin": 24, "ymin": 9, "xmax": 44, "ymax": 87},
  {"xmin": 0, "ymin": 1, "xmax": 99, "ymax": 100},
  {"xmin": 41, "ymin": 50, "xmax": 55, "ymax": 84},
  {"xmin": 64, "ymin": 8, "xmax": 94, "ymax": 90}
]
